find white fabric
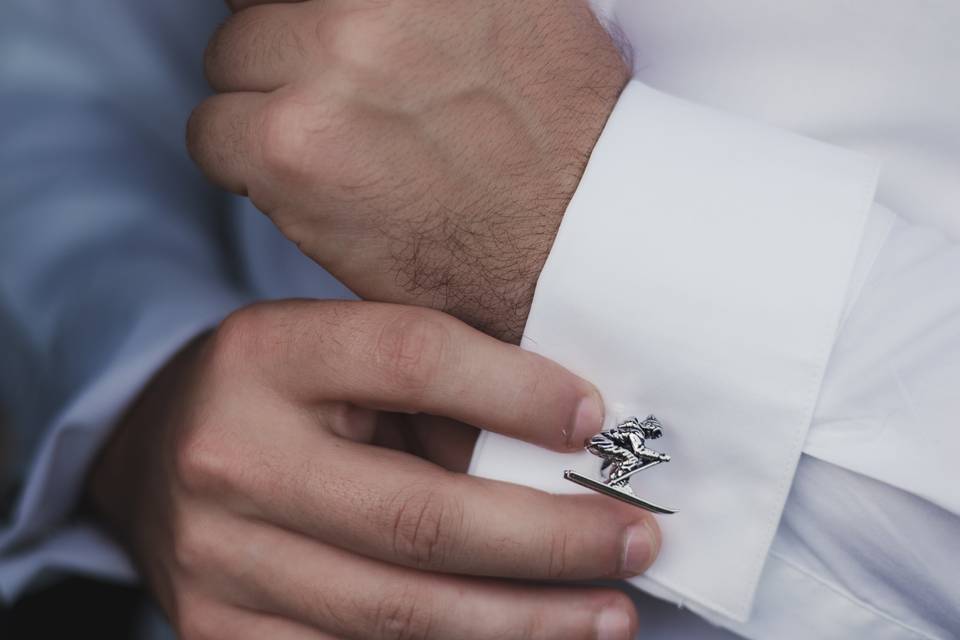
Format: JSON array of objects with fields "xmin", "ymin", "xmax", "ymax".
[
  {"xmin": 1, "ymin": 0, "xmax": 958, "ymax": 638},
  {"xmin": 469, "ymin": 1, "xmax": 960, "ymax": 637},
  {"xmin": 470, "ymin": 81, "xmax": 882, "ymax": 622}
]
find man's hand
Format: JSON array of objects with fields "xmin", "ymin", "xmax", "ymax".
[
  {"xmin": 89, "ymin": 301, "xmax": 657, "ymax": 639},
  {"xmin": 188, "ymin": 0, "xmax": 629, "ymax": 341}
]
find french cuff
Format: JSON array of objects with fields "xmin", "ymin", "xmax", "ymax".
[
  {"xmin": 0, "ymin": 289, "xmax": 246, "ymax": 602},
  {"xmin": 468, "ymin": 81, "xmax": 880, "ymax": 623}
]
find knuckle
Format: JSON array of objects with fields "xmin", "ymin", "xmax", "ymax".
[
  {"xmin": 374, "ymin": 310, "xmax": 451, "ymax": 396},
  {"xmin": 322, "ymin": 10, "xmax": 393, "ymax": 69},
  {"xmin": 389, "ymin": 483, "xmax": 462, "ymax": 569},
  {"xmin": 217, "ymin": 304, "xmax": 262, "ymax": 345},
  {"xmin": 205, "ymin": 7, "xmax": 292, "ymax": 84},
  {"xmin": 543, "ymin": 528, "xmax": 573, "ymax": 579},
  {"xmin": 202, "ymin": 18, "xmax": 233, "ymax": 84},
  {"xmin": 511, "ymin": 357, "xmax": 553, "ymax": 417},
  {"xmin": 185, "ymin": 98, "xmax": 216, "ymax": 164},
  {"xmin": 516, "ymin": 608, "xmax": 549, "ymax": 640},
  {"xmin": 172, "ymin": 421, "xmax": 239, "ymax": 496},
  {"xmin": 259, "ymin": 96, "xmax": 320, "ymax": 181},
  {"xmin": 375, "ymin": 587, "xmax": 434, "ymax": 640},
  {"xmin": 169, "ymin": 309, "xmax": 279, "ymax": 496},
  {"xmin": 171, "ymin": 522, "xmax": 207, "ymax": 574},
  {"xmin": 209, "ymin": 305, "xmax": 272, "ymax": 366},
  {"xmin": 175, "ymin": 601, "xmax": 220, "ymax": 640},
  {"xmin": 209, "ymin": 301, "xmax": 315, "ymax": 372},
  {"xmin": 168, "ymin": 392, "xmax": 250, "ymax": 496},
  {"xmin": 170, "ymin": 512, "xmax": 235, "ymax": 580}
]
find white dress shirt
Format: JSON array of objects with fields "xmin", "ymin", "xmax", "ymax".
[{"xmin": 0, "ymin": 1, "xmax": 957, "ymax": 638}]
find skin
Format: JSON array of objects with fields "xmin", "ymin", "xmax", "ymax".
[
  {"xmin": 92, "ymin": 3, "xmax": 647, "ymax": 637},
  {"xmin": 90, "ymin": 301, "xmax": 659, "ymax": 639},
  {"xmin": 188, "ymin": 0, "xmax": 630, "ymax": 342}
]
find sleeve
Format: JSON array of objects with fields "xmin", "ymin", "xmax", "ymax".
[
  {"xmin": 0, "ymin": 0, "xmax": 247, "ymax": 602},
  {"xmin": 719, "ymin": 212, "xmax": 960, "ymax": 640},
  {"xmin": 469, "ymin": 80, "xmax": 895, "ymax": 623}
]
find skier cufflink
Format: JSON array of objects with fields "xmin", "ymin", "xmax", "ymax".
[{"xmin": 563, "ymin": 415, "xmax": 677, "ymax": 515}]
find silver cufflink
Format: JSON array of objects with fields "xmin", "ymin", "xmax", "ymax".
[{"xmin": 564, "ymin": 415, "xmax": 677, "ymax": 514}]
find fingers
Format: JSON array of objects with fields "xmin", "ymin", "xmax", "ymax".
[
  {"xmin": 231, "ymin": 421, "xmax": 660, "ymax": 581},
  {"xmin": 234, "ymin": 521, "xmax": 640, "ymax": 640},
  {"xmin": 206, "ymin": 3, "xmax": 312, "ymax": 92},
  {"xmin": 230, "ymin": 300, "xmax": 605, "ymax": 453},
  {"xmin": 186, "ymin": 91, "xmax": 266, "ymax": 194}
]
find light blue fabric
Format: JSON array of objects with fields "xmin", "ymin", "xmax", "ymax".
[
  {"xmin": 0, "ymin": 0, "xmax": 242, "ymax": 590},
  {"xmin": 0, "ymin": 0, "xmax": 350, "ymax": 621}
]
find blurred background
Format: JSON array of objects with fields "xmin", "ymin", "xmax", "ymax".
[{"xmin": 0, "ymin": 2, "xmax": 231, "ymax": 636}]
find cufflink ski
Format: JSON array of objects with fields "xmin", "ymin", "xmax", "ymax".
[{"xmin": 564, "ymin": 415, "xmax": 677, "ymax": 514}]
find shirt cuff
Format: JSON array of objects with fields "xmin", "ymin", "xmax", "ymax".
[
  {"xmin": 0, "ymin": 290, "xmax": 245, "ymax": 602},
  {"xmin": 468, "ymin": 81, "xmax": 880, "ymax": 623}
]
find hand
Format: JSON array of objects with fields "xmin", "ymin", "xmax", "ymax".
[
  {"xmin": 188, "ymin": 0, "xmax": 629, "ymax": 342},
  {"xmin": 89, "ymin": 301, "xmax": 658, "ymax": 639}
]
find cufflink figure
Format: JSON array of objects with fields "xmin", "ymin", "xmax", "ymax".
[{"xmin": 564, "ymin": 415, "xmax": 677, "ymax": 514}]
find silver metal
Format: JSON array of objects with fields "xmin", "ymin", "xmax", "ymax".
[{"xmin": 564, "ymin": 415, "xmax": 677, "ymax": 514}]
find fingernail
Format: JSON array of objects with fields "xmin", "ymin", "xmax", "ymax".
[
  {"xmin": 567, "ymin": 392, "xmax": 604, "ymax": 449},
  {"xmin": 595, "ymin": 606, "xmax": 632, "ymax": 640},
  {"xmin": 620, "ymin": 521, "xmax": 658, "ymax": 576}
]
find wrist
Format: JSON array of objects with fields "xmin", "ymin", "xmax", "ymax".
[{"xmin": 432, "ymin": 73, "xmax": 629, "ymax": 342}]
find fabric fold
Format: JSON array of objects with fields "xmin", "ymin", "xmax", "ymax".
[{"xmin": 469, "ymin": 81, "xmax": 880, "ymax": 623}]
